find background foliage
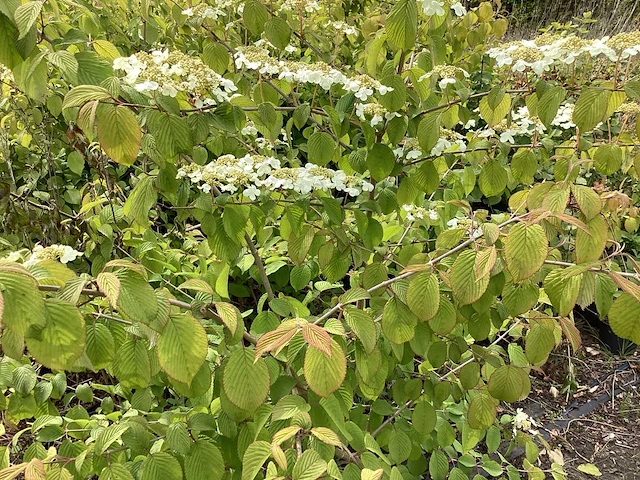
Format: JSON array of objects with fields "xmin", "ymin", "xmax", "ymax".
[{"xmin": 1, "ymin": 0, "xmax": 640, "ymax": 479}]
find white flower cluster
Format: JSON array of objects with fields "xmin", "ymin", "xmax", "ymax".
[
  {"xmin": 551, "ymin": 104, "xmax": 576, "ymax": 129},
  {"xmin": 487, "ymin": 31, "xmax": 640, "ymax": 75},
  {"xmin": 355, "ymin": 103, "xmax": 400, "ymax": 127},
  {"xmin": 402, "ymin": 204, "xmax": 439, "ymax": 221},
  {"xmin": 327, "ymin": 21, "xmax": 358, "ymax": 36},
  {"xmin": 3, "ymin": 244, "xmax": 83, "ymax": 267},
  {"xmin": 234, "ymin": 47, "xmax": 393, "ymax": 100},
  {"xmin": 512, "ymin": 408, "xmax": 539, "ymax": 434},
  {"xmin": 176, "ymin": 154, "xmax": 374, "ymax": 199},
  {"xmin": 182, "ymin": 1, "xmax": 235, "ymax": 21},
  {"xmin": 419, "ymin": 64, "xmax": 470, "ymax": 89},
  {"xmin": 280, "ymin": 0, "xmax": 321, "ymax": 12},
  {"xmin": 419, "ymin": 0, "xmax": 466, "ymax": 17},
  {"xmin": 113, "ymin": 49, "xmax": 237, "ymax": 108}
]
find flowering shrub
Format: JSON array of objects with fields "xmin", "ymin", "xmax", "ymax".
[{"xmin": 0, "ymin": 0, "xmax": 639, "ymax": 479}]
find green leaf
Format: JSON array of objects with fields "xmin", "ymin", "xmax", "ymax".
[
  {"xmin": 572, "ymin": 185, "xmax": 601, "ymax": 221},
  {"xmin": 428, "ymin": 449, "xmax": 449, "ymax": 480},
  {"xmin": 157, "ymin": 314, "xmax": 207, "ymax": 384},
  {"xmin": 96, "ymin": 104, "xmax": 141, "ymax": 165},
  {"xmin": 12, "ymin": 365, "xmax": 37, "ymax": 395},
  {"xmin": 504, "ymin": 223, "xmax": 548, "ymax": 282},
  {"xmin": 503, "ymin": 280, "xmax": 539, "ymax": 317},
  {"xmin": 479, "ymin": 88, "xmax": 511, "ymax": 126},
  {"xmin": 223, "ymin": 348, "xmax": 270, "ymax": 412},
  {"xmin": 388, "ymin": 428, "xmax": 412, "ymax": 464},
  {"xmin": 308, "ymin": 132, "xmax": 335, "ymax": 166},
  {"xmin": 202, "ymin": 41, "xmax": 230, "ymax": 74},
  {"xmin": 593, "ymin": 144, "xmax": 622, "ymax": 175},
  {"xmin": 487, "ymin": 365, "xmax": 531, "ymax": 403},
  {"xmin": 577, "ymin": 463, "xmax": 602, "ymax": 476},
  {"xmin": 525, "ymin": 323, "xmax": 555, "ymax": 366},
  {"xmin": 96, "ymin": 272, "xmax": 120, "ymax": 308},
  {"xmin": 303, "ymin": 338, "xmax": 347, "ymax": 397},
  {"xmin": 289, "ymin": 225, "xmax": 315, "ymax": 265},
  {"xmin": 85, "ymin": 323, "xmax": 115, "ymax": 370},
  {"xmin": 243, "ymin": 0, "xmax": 268, "ymax": 34},
  {"xmin": 100, "ymin": 465, "xmax": 135, "ymax": 480},
  {"xmin": 148, "ymin": 111, "xmax": 193, "ymax": 158},
  {"xmin": 344, "ymin": 307, "xmax": 377, "ymax": 354},
  {"xmin": 113, "ymin": 338, "xmax": 151, "ymax": 388},
  {"xmin": 123, "ymin": 176, "xmax": 157, "ymax": 227},
  {"xmin": 451, "ymin": 250, "xmax": 490, "ymax": 305},
  {"xmin": 141, "ymin": 452, "xmax": 183, "ymax": 480},
  {"xmin": 575, "ymin": 214, "xmax": 607, "ymax": 264},
  {"xmin": 573, "ymin": 88, "xmax": 609, "ymax": 132},
  {"xmin": 478, "ymin": 159, "xmax": 507, "ymax": 197},
  {"xmin": 412, "ymin": 399, "xmax": 436, "ymax": 437},
  {"xmin": 292, "ymin": 448, "xmax": 327, "ymax": 480},
  {"xmin": 115, "ymin": 269, "xmax": 158, "ymax": 324},
  {"xmin": 0, "ymin": 269, "xmax": 45, "ymax": 338},
  {"xmin": 430, "ymin": 295, "xmax": 456, "ymax": 336},
  {"xmin": 264, "ymin": 17, "xmax": 291, "ymax": 50},
  {"xmin": 385, "ymin": 0, "xmax": 418, "ymax": 50},
  {"xmin": 75, "ymin": 51, "xmax": 113, "ymax": 85},
  {"xmin": 63, "ymin": 85, "xmax": 111, "ymax": 109},
  {"xmin": 625, "ymin": 81, "xmax": 640, "ymax": 101},
  {"xmin": 406, "ymin": 272, "xmax": 439, "ymax": 321},
  {"xmin": 544, "ymin": 269, "xmax": 582, "ymax": 316},
  {"xmin": 417, "ymin": 112, "xmax": 441, "ymax": 154},
  {"xmin": 510, "ymin": 149, "xmax": 537, "ymax": 184},
  {"xmin": 367, "ymin": 143, "xmax": 396, "ymax": 181},
  {"xmin": 241, "ymin": 441, "xmax": 271, "ymax": 480},
  {"xmin": 382, "ymin": 297, "xmax": 418, "ymax": 344},
  {"xmin": 538, "ymin": 86, "xmax": 565, "ymax": 129},
  {"xmin": 608, "ymin": 293, "xmax": 640, "ymax": 344},
  {"xmin": 14, "ymin": 1, "xmax": 42, "ymax": 40},
  {"xmin": 26, "ymin": 299, "xmax": 85, "ymax": 370},
  {"xmin": 184, "ymin": 440, "xmax": 224, "ymax": 480},
  {"xmin": 94, "ymin": 423, "xmax": 131, "ymax": 455}
]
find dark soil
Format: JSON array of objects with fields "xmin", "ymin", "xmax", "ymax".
[{"xmin": 513, "ymin": 329, "xmax": 640, "ymax": 479}]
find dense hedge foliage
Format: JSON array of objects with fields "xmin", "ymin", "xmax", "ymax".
[{"xmin": 1, "ymin": 0, "xmax": 640, "ymax": 479}]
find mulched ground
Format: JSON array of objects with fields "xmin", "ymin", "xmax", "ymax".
[{"xmin": 512, "ymin": 328, "xmax": 640, "ymax": 479}]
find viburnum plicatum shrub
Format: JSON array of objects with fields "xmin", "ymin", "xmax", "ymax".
[{"xmin": 1, "ymin": 0, "xmax": 640, "ymax": 478}]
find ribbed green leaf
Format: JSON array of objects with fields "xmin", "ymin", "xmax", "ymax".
[
  {"xmin": 344, "ymin": 307, "xmax": 377, "ymax": 354},
  {"xmin": 478, "ymin": 159, "xmax": 507, "ymax": 197},
  {"xmin": 406, "ymin": 272, "xmax": 439, "ymax": 321},
  {"xmin": 223, "ymin": 348, "xmax": 270, "ymax": 412},
  {"xmin": 147, "ymin": 111, "xmax": 193, "ymax": 158},
  {"xmin": 184, "ymin": 440, "xmax": 224, "ymax": 480},
  {"xmin": 504, "ymin": 223, "xmax": 548, "ymax": 282},
  {"xmin": 13, "ymin": 365, "xmax": 37, "ymax": 395},
  {"xmin": 26, "ymin": 299, "xmax": 85, "ymax": 370},
  {"xmin": 385, "ymin": 0, "xmax": 417, "ymax": 50},
  {"xmin": 381, "ymin": 297, "xmax": 418, "ymax": 344},
  {"xmin": 479, "ymin": 88, "xmax": 510, "ymax": 126},
  {"xmin": 608, "ymin": 293, "xmax": 640, "ymax": 343},
  {"xmin": 575, "ymin": 214, "xmax": 608, "ymax": 264},
  {"xmin": 141, "ymin": 452, "xmax": 182, "ymax": 480},
  {"xmin": 115, "ymin": 270, "xmax": 158, "ymax": 324},
  {"xmin": 487, "ymin": 365, "xmax": 531, "ymax": 403},
  {"xmin": 96, "ymin": 104, "xmax": 141, "ymax": 165},
  {"xmin": 0, "ymin": 269, "xmax": 45, "ymax": 338},
  {"xmin": 14, "ymin": 1, "xmax": 42, "ymax": 40},
  {"xmin": 525, "ymin": 323, "xmax": 555, "ymax": 366},
  {"xmin": 85, "ymin": 323, "xmax": 115, "ymax": 370},
  {"xmin": 450, "ymin": 250, "xmax": 490, "ymax": 305},
  {"xmin": 572, "ymin": 88, "xmax": 608, "ymax": 132},
  {"xmin": 99, "ymin": 464, "xmax": 135, "ymax": 480},
  {"xmin": 367, "ymin": 143, "xmax": 396, "ymax": 182},
  {"xmin": 303, "ymin": 339, "xmax": 346, "ymax": 397},
  {"xmin": 113, "ymin": 338, "xmax": 151, "ymax": 388},
  {"xmin": 241, "ymin": 440, "xmax": 271, "ymax": 480},
  {"xmin": 538, "ymin": 86, "xmax": 565, "ymax": 128},
  {"xmin": 157, "ymin": 313, "xmax": 207, "ymax": 384},
  {"xmin": 544, "ymin": 269, "xmax": 582, "ymax": 316},
  {"xmin": 123, "ymin": 175, "xmax": 157, "ymax": 226},
  {"xmin": 292, "ymin": 449, "xmax": 327, "ymax": 480},
  {"xmin": 308, "ymin": 132, "xmax": 335, "ymax": 166},
  {"xmin": 467, "ymin": 392, "xmax": 497, "ymax": 429}
]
